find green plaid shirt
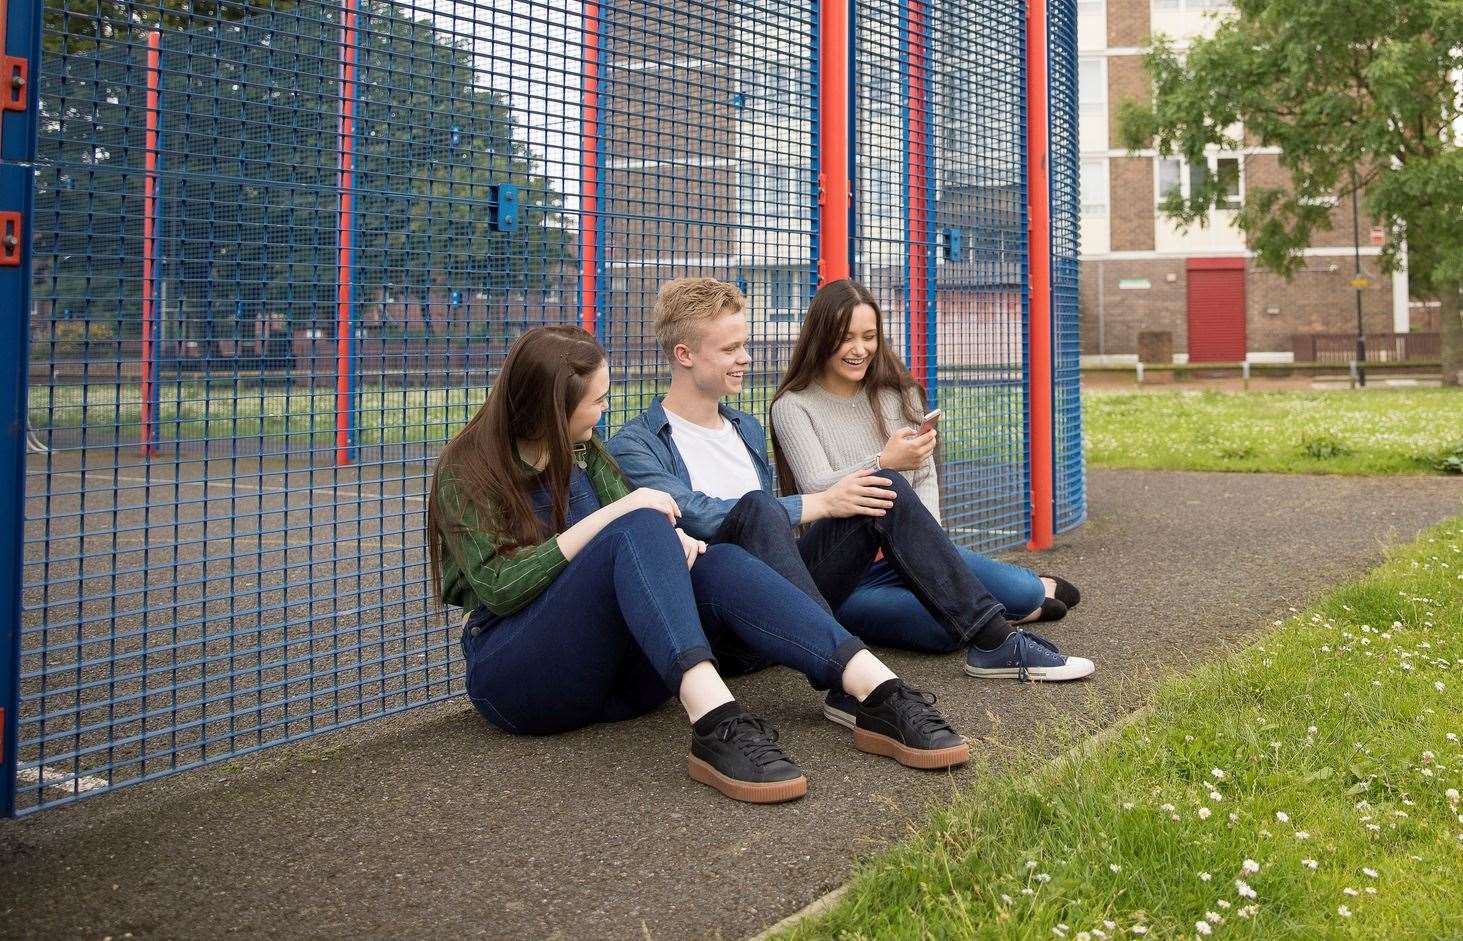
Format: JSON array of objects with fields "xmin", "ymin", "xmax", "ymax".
[{"xmin": 434, "ymin": 437, "xmax": 631, "ymax": 616}]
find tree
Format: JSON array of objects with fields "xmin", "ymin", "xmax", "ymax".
[
  {"xmin": 33, "ymin": 0, "xmax": 571, "ymax": 341},
  {"xmin": 1116, "ymin": 0, "xmax": 1463, "ymax": 385}
]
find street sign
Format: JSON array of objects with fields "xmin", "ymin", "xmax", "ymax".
[{"xmin": 1349, "ymin": 275, "xmax": 1371, "ymax": 290}]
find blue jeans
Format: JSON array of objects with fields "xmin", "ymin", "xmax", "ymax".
[
  {"xmin": 837, "ymin": 548, "xmax": 1045, "ymax": 653},
  {"xmin": 461, "ymin": 509, "xmax": 867, "ymax": 735},
  {"xmin": 709, "ymin": 476, "xmax": 1008, "ymax": 653}
]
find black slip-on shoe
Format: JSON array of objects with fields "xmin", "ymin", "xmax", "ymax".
[
  {"xmin": 1039, "ymin": 574, "xmax": 1081, "ymax": 609},
  {"xmin": 1036, "ymin": 596, "xmax": 1069, "ymax": 623},
  {"xmin": 852, "ymin": 682, "xmax": 969, "ymax": 770},
  {"xmin": 689, "ymin": 713, "xmax": 808, "ymax": 803}
]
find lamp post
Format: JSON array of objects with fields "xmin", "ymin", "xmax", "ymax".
[{"xmin": 1350, "ymin": 178, "xmax": 1367, "ymax": 387}]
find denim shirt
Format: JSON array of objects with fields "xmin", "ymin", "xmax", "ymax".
[{"xmin": 608, "ymin": 397, "xmax": 802, "ymax": 541}]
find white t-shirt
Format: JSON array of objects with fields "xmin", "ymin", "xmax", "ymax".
[{"xmin": 663, "ymin": 407, "xmax": 764, "ymax": 501}]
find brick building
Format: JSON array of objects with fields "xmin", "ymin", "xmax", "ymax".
[{"xmin": 1077, "ymin": 0, "xmax": 1436, "ymax": 364}]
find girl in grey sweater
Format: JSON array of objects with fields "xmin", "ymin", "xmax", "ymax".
[{"xmin": 770, "ymin": 279, "xmax": 1094, "ymax": 682}]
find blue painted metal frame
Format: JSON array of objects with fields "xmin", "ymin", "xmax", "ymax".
[{"xmin": 0, "ymin": 0, "xmax": 43, "ymax": 817}]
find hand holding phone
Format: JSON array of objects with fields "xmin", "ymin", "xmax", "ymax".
[{"xmin": 917, "ymin": 409, "xmax": 941, "ymax": 435}]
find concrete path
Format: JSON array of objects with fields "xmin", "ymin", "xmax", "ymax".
[{"xmin": 2, "ymin": 469, "xmax": 1459, "ymax": 940}]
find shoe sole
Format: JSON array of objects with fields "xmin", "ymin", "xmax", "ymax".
[
  {"xmin": 963, "ymin": 657, "xmax": 1096, "ymax": 682},
  {"xmin": 687, "ymin": 755, "xmax": 808, "ymax": 804},
  {"xmin": 852, "ymin": 727, "xmax": 970, "ymax": 770},
  {"xmin": 822, "ymin": 703, "xmax": 857, "ymax": 731}
]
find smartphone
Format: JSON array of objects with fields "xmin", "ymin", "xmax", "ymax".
[{"xmin": 917, "ymin": 409, "xmax": 941, "ymax": 435}]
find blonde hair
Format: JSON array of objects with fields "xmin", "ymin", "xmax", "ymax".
[{"xmin": 652, "ymin": 277, "xmax": 746, "ymax": 357}]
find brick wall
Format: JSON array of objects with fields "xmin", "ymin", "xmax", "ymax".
[
  {"xmin": 1079, "ymin": 257, "xmax": 1399, "ymax": 356},
  {"xmin": 1107, "ymin": 0, "xmax": 1149, "ymax": 47},
  {"xmin": 1109, "ymin": 157, "xmax": 1155, "ymax": 250}
]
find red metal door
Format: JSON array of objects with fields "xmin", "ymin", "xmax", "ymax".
[{"xmin": 1186, "ymin": 257, "xmax": 1247, "ymax": 362}]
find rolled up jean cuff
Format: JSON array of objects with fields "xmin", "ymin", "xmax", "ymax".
[
  {"xmin": 668, "ymin": 645, "xmax": 718, "ymax": 691},
  {"xmin": 826, "ymin": 635, "xmax": 869, "ymax": 689}
]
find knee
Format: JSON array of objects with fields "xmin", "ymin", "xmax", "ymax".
[
  {"xmin": 607, "ymin": 507, "xmax": 678, "ymax": 540},
  {"xmin": 730, "ymin": 489, "xmax": 783, "ymax": 524},
  {"xmin": 880, "ymin": 471, "xmax": 920, "ymax": 510}
]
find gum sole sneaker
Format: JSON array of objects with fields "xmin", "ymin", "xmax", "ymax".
[
  {"xmin": 689, "ymin": 713, "xmax": 807, "ymax": 804},
  {"xmin": 822, "ymin": 689, "xmax": 858, "ymax": 730},
  {"xmin": 964, "ymin": 629, "xmax": 1095, "ymax": 682},
  {"xmin": 687, "ymin": 755, "xmax": 807, "ymax": 803},
  {"xmin": 852, "ymin": 681, "xmax": 969, "ymax": 770}
]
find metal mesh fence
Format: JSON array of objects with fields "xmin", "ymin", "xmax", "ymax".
[
  {"xmin": 6, "ymin": 0, "xmax": 1077, "ymax": 814},
  {"xmin": 16, "ymin": 0, "xmax": 816, "ymax": 815},
  {"xmin": 853, "ymin": 0, "xmax": 1029, "ymax": 553},
  {"xmin": 1048, "ymin": 0, "xmax": 1084, "ymax": 533}
]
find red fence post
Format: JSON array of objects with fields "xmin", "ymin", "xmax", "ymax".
[
  {"xmin": 139, "ymin": 31, "xmax": 161, "ymax": 458},
  {"xmin": 819, "ymin": 0, "xmax": 851, "ymax": 285},
  {"xmin": 1026, "ymin": 0, "xmax": 1054, "ymax": 551},
  {"xmin": 580, "ymin": 1, "xmax": 600, "ymax": 336},
  {"xmin": 334, "ymin": 0, "xmax": 359, "ymax": 467}
]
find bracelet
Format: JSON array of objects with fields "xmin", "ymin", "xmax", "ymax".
[{"xmin": 872, "ymin": 452, "xmax": 882, "ymax": 471}]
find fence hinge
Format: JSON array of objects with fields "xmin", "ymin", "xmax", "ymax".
[
  {"xmin": 817, "ymin": 172, "xmax": 827, "ymax": 206},
  {"xmin": 2, "ymin": 56, "xmax": 25, "ymax": 112},
  {"xmin": 0, "ymin": 212, "xmax": 21, "ymax": 266}
]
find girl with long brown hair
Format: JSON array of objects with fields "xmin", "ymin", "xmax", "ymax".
[
  {"xmin": 770, "ymin": 279, "xmax": 1094, "ymax": 682},
  {"xmin": 429, "ymin": 326, "xmax": 970, "ymax": 804}
]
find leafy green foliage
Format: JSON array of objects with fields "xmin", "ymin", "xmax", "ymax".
[{"xmin": 1115, "ymin": 0, "xmax": 1463, "ymax": 381}]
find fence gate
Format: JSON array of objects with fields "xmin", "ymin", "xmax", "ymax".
[{"xmin": 0, "ymin": 0, "xmax": 1082, "ymax": 814}]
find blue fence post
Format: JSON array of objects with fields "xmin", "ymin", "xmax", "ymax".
[{"xmin": 0, "ymin": 0, "xmax": 43, "ymax": 819}]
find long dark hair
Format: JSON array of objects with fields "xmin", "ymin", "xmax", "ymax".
[
  {"xmin": 428, "ymin": 326, "xmax": 610, "ymax": 598},
  {"xmin": 770, "ymin": 279, "xmax": 924, "ymax": 496}
]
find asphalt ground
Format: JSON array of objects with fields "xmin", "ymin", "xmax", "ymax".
[{"xmin": 2, "ymin": 468, "xmax": 1459, "ymax": 939}]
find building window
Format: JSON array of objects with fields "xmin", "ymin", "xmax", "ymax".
[
  {"xmin": 1156, "ymin": 155, "xmax": 1243, "ymax": 206},
  {"xmin": 1080, "ymin": 159, "xmax": 1108, "ymax": 218},
  {"xmin": 739, "ymin": 59, "xmax": 810, "ymax": 119},
  {"xmin": 767, "ymin": 268, "xmax": 805, "ymax": 322},
  {"xmin": 1078, "ymin": 58, "xmax": 1105, "ymax": 123},
  {"xmin": 739, "ymin": 163, "xmax": 805, "ymax": 221}
]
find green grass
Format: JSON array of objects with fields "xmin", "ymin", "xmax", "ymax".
[
  {"xmin": 28, "ymin": 380, "xmax": 1027, "ymax": 465},
  {"xmin": 1085, "ymin": 388, "xmax": 1463, "ymax": 476},
  {"xmin": 777, "ymin": 515, "xmax": 1463, "ymax": 940}
]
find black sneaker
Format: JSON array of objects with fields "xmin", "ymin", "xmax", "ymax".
[
  {"xmin": 688, "ymin": 713, "xmax": 808, "ymax": 803},
  {"xmin": 852, "ymin": 682, "xmax": 970, "ymax": 769}
]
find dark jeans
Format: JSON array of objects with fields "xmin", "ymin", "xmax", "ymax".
[
  {"xmin": 710, "ymin": 474, "xmax": 1006, "ymax": 654},
  {"xmin": 461, "ymin": 508, "xmax": 867, "ymax": 735}
]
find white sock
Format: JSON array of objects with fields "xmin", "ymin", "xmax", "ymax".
[
  {"xmin": 678, "ymin": 660, "xmax": 735, "ymax": 723},
  {"xmin": 841, "ymin": 649, "xmax": 899, "ymax": 702}
]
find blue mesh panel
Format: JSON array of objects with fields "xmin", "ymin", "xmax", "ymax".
[
  {"xmin": 1048, "ymin": 0, "xmax": 1085, "ymax": 534},
  {"xmin": 18, "ymin": 0, "xmax": 814, "ymax": 814},
  {"xmin": 855, "ymin": 0, "xmax": 1029, "ymax": 554}
]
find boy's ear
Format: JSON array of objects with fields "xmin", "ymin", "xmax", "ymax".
[{"xmin": 672, "ymin": 342, "xmax": 695, "ymax": 369}]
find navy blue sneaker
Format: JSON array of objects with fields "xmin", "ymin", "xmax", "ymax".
[
  {"xmin": 964, "ymin": 629, "xmax": 1095, "ymax": 682},
  {"xmin": 822, "ymin": 689, "xmax": 858, "ymax": 730}
]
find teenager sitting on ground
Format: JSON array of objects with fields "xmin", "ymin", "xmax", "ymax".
[
  {"xmin": 769, "ymin": 278, "xmax": 1092, "ymax": 686},
  {"xmin": 608, "ymin": 280, "xmax": 1090, "ymax": 736},
  {"xmin": 428, "ymin": 325, "xmax": 969, "ymax": 806}
]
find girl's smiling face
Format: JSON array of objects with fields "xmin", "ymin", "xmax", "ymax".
[{"xmin": 821, "ymin": 303, "xmax": 879, "ymax": 393}]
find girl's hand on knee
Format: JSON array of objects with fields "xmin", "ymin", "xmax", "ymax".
[
  {"xmin": 677, "ymin": 529, "xmax": 707, "ymax": 569},
  {"xmin": 612, "ymin": 487, "xmax": 681, "ymax": 526}
]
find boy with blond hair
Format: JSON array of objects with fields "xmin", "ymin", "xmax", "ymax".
[{"xmin": 610, "ymin": 277, "xmax": 1041, "ymax": 739}]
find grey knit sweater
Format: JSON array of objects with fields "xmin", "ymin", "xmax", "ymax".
[{"xmin": 770, "ymin": 382, "xmax": 942, "ymax": 524}]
